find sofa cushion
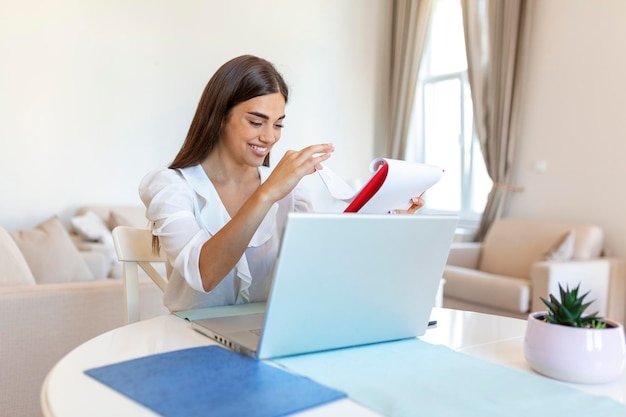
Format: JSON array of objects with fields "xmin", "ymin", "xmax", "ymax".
[
  {"xmin": 568, "ymin": 224, "xmax": 604, "ymax": 259},
  {"xmin": 443, "ymin": 265, "xmax": 531, "ymax": 314},
  {"xmin": 10, "ymin": 217, "xmax": 96, "ymax": 284},
  {"xmin": 478, "ymin": 219, "xmax": 603, "ymax": 279},
  {"xmin": 0, "ymin": 226, "xmax": 36, "ymax": 286}
]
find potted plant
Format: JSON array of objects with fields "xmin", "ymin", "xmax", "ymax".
[{"xmin": 523, "ymin": 283, "xmax": 626, "ymax": 384}]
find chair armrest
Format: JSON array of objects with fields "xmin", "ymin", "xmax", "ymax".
[
  {"xmin": 446, "ymin": 242, "xmax": 483, "ymax": 269},
  {"xmin": 529, "ymin": 259, "xmax": 613, "ymax": 317}
]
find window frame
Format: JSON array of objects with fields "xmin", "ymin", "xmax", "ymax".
[{"xmin": 408, "ymin": 0, "xmax": 490, "ymax": 229}]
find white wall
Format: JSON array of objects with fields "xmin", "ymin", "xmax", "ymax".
[
  {"xmin": 509, "ymin": 0, "xmax": 626, "ymax": 258},
  {"xmin": 0, "ymin": 0, "xmax": 388, "ymax": 230}
]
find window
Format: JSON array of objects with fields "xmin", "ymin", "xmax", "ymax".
[{"xmin": 406, "ymin": 0, "xmax": 492, "ymax": 226}]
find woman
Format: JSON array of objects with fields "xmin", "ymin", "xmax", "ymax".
[{"xmin": 140, "ymin": 55, "xmax": 422, "ymax": 312}]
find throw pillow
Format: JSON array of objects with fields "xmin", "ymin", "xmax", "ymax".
[
  {"xmin": 71, "ymin": 210, "xmax": 118, "ymax": 268},
  {"xmin": 71, "ymin": 211, "xmax": 111, "ymax": 242},
  {"xmin": 10, "ymin": 216, "xmax": 96, "ymax": 284},
  {"xmin": 543, "ymin": 230, "xmax": 575, "ymax": 261},
  {"xmin": 0, "ymin": 226, "xmax": 36, "ymax": 286}
]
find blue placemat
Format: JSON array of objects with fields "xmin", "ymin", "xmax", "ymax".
[
  {"xmin": 85, "ymin": 345, "xmax": 346, "ymax": 417},
  {"xmin": 274, "ymin": 338, "xmax": 626, "ymax": 417}
]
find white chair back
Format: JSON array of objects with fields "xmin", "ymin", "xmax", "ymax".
[{"xmin": 112, "ymin": 226, "xmax": 167, "ymax": 323}]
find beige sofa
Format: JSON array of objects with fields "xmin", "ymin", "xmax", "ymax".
[
  {"xmin": 0, "ymin": 206, "xmax": 168, "ymax": 417},
  {"xmin": 443, "ymin": 218, "xmax": 626, "ymax": 323}
]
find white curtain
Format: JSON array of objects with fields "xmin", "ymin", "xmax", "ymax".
[
  {"xmin": 385, "ymin": 0, "xmax": 434, "ymax": 159},
  {"xmin": 462, "ymin": 0, "xmax": 531, "ymax": 241}
]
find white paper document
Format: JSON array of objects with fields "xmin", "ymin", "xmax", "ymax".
[{"xmin": 317, "ymin": 158, "xmax": 444, "ymax": 214}]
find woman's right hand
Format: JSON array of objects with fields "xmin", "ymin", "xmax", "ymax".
[{"xmin": 260, "ymin": 143, "xmax": 335, "ymax": 202}]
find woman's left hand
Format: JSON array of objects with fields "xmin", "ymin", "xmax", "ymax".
[{"xmin": 389, "ymin": 196, "xmax": 424, "ymax": 214}]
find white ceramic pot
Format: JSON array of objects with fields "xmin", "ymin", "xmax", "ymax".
[{"xmin": 524, "ymin": 312, "xmax": 626, "ymax": 384}]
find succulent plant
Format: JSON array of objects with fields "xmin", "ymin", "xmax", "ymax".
[{"xmin": 540, "ymin": 283, "xmax": 606, "ymax": 329}]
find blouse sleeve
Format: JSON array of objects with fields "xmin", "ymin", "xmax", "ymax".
[{"xmin": 138, "ymin": 169, "xmax": 208, "ymax": 293}]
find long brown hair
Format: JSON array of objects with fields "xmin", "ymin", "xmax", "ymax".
[{"xmin": 169, "ymin": 55, "xmax": 289, "ymax": 169}]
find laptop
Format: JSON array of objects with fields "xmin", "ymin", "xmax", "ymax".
[{"xmin": 191, "ymin": 212, "xmax": 458, "ymax": 360}]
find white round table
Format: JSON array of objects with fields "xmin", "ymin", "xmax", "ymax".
[{"xmin": 41, "ymin": 308, "xmax": 626, "ymax": 416}]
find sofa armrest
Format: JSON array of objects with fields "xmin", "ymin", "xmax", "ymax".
[
  {"xmin": 529, "ymin": 259, "xmax": 612, "ymax": 317},
  {"xmin": 0, "ymin": 279, "xmax": 168, "ymax": 417},
  {"xmin": 446, "ymin": 242, "xmax": 483, "ymax": 269},
  {"xmin": 80, "ymin": 251, "xmax": 109, "ymax": 279}
]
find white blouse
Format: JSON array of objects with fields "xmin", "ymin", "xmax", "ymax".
[{"xmin": 138, "ymin": 164, "xmax": 313, "ymax": 312}]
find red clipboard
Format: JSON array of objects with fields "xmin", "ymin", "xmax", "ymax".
[{"xmin": 343, "ymin": 161, "xmax": 389, "ymax": 213}]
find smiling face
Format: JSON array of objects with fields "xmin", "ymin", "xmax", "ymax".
[{"xmin": 217, "ymin": 92, "xmax": 286, "ymax": 168}]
